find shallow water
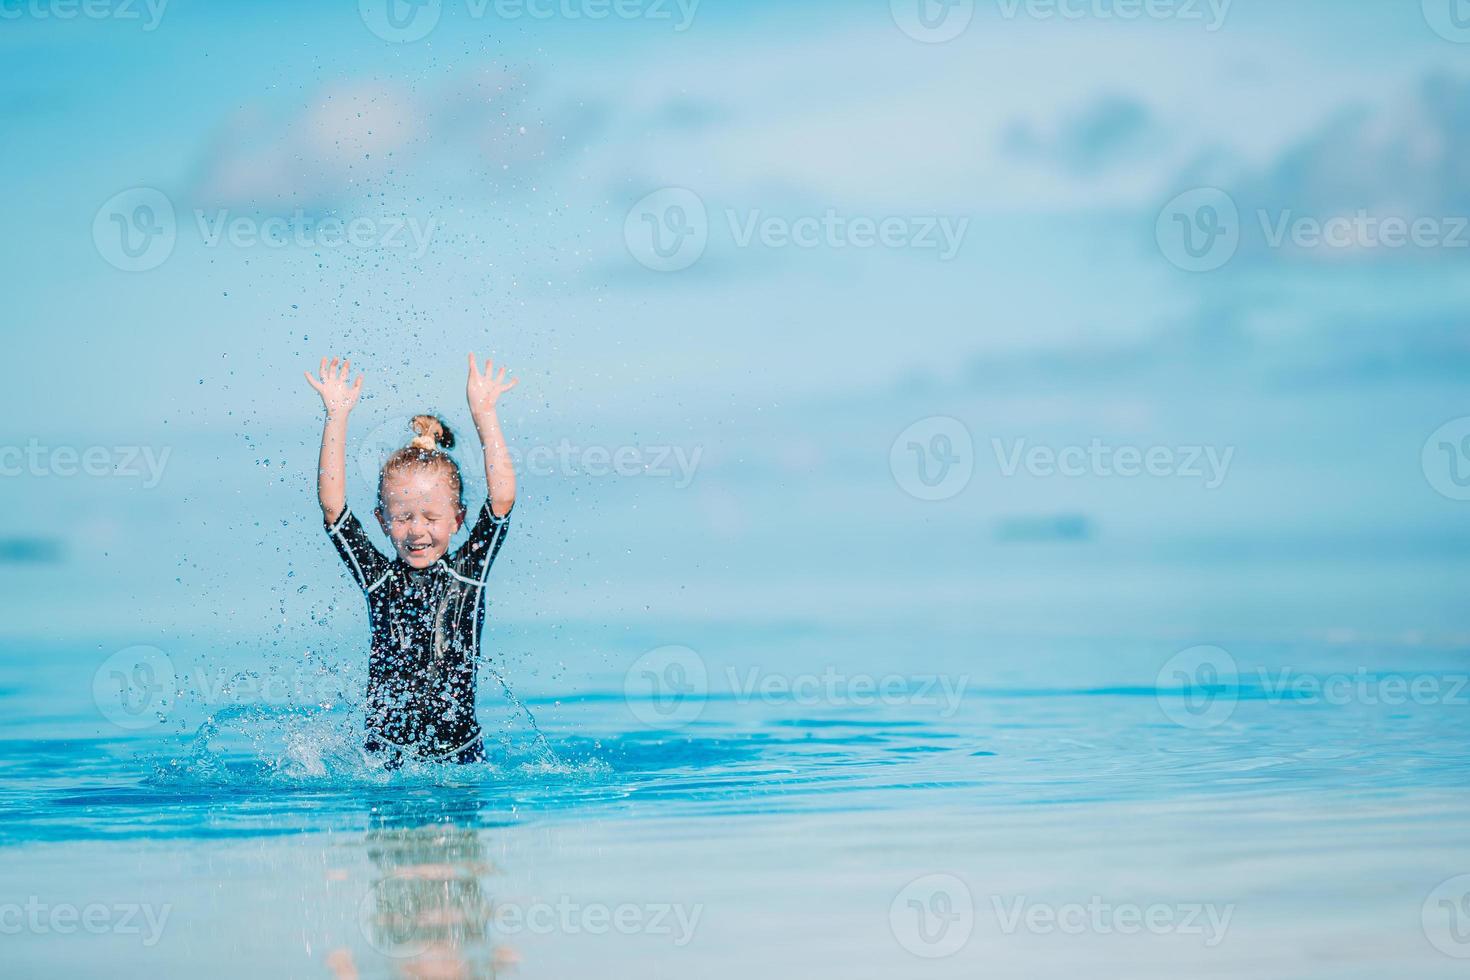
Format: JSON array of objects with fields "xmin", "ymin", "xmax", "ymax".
[{"xmin": 4, "ymin": 608, "xmax": 1470, "ymax": 978}]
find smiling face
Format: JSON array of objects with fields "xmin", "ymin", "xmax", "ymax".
[{"xmin": 375, "ymin": 466, "xmax": 465, "ymax": 568}]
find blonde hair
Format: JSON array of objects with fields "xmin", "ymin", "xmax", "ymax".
[{"xmin": 377, "ymin": 414, "xmax": 464, "ymax": 514}]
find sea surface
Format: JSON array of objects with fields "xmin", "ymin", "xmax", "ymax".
[{"xmin": 4, "ymin": 550, "xmax": 1470, "ymax": 979}]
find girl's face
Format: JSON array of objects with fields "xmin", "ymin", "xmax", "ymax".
[{"xmin": 375, "ymin": 467, "xmax": 464, "ymax": 568}]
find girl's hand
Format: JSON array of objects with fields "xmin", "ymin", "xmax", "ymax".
[
  {"xmin": 467, "ymin": 353, "xmax": 519, "ymax": 415},
  {"xmin": 305, "ymin": 357, "xmax": 363, "ymax": 418}
]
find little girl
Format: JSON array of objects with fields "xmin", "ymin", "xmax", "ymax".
[{"xmin": 305, "ymin": 353, "xmax": 518, "ymax": 766}]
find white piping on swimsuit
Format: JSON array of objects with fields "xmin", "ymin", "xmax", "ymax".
[{"xmin": 329, "ymin": 510, "xmax": 368, "ymax": 588}]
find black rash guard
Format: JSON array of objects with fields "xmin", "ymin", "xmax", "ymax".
[{"xmin": 325, "ymin": 500, "xmax": 511, "ymax": 762}]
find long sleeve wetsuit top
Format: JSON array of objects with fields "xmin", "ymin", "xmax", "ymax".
[{"xmin": 325, "ymin": 501, "xmax": 511, "ymax": 759}]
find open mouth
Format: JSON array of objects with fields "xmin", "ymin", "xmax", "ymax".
[{"xmin": 405, "ymin": 542, "xmax": 433, "ymax": 556}]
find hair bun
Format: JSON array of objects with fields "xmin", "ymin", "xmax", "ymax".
[{"xmin": 409, "ymin": 414, "xmax": 455, "ymax": 452}]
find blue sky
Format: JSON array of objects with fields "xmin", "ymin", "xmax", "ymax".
[
  {"xmin": 5, "ymin": 0, "xmax": 1468, "ymax": 439},
  {"xmin": 3, "ymin": 0, "xmax": 1470, "ymax": 646}
]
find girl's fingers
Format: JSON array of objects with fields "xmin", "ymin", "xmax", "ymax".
[
  {"xmin": 467, "ymin": 352, "xmax": 479, "ymax": 377},
  {"xmin": 503, "ymin": 377, "xmax": 519, "ymax": 391},
  {"xmin": 342, "ymin": 359, "xmax": 351, "ymax": 378},
  {"xmin": 304, "ymin": 372, "xmax": 323, "ymax": 392},
  {"xmin": 319, "ymin": 357, "xmax": 329, "ymax": 379},
  {"xmin": 352, "ymin": 375, "xmax": 363, "ymax": 392},
  {"xmin": 496, "ymin": 366, "xmax": 508, "ymax": 381}
]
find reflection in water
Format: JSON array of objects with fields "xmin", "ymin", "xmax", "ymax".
[{"xmin": 334, "ymin": 794, "xmax": 520, "ymax": 979}]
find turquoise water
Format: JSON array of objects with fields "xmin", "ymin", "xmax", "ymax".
[{"xmin": 5, "ymin": 583, "xmax": 1470, "ymax": 977}]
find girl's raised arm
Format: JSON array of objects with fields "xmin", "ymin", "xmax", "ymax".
[
  {"xmin": 466, "ymin": 353, "xmax": 518, "ymax": 518},
  {"xmin": 304, "ymin": 357, "xmax": 363, "ymax": 525}
]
